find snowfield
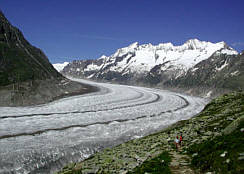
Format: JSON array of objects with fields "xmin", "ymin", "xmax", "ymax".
[
  {"xmin": 0, "ymin": 78, "xmax": 208, "ymax": 173},
  {"xmin": 52, "ymin": 62, "xmax": 69, "ymax": 72}
]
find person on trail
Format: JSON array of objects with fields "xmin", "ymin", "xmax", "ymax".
[
  {"xmin": 179, "ymin": 134, "xmax": 183, "ymax": 147},
  {"xmin": 174, "ymin": 136, "xmax": 180, "ymax": 151}
]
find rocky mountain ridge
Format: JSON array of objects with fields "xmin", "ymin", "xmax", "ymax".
[{"xmin": 62, "ymin": 39, "xmax": 242, "ymax": 97}]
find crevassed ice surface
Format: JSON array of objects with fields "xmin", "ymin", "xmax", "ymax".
[{"xmin": 0, "ymin": 78, "xmax": 208, "ymax": 174}]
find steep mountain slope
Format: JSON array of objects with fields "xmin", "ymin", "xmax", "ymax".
[
  {"xmin": 62, "ymin": 39, "xmax": 241, "ymax": 96},
  {"xmin": 167, "ymin": 51, "xmax": 244, "ymax": 92},
  {"xmin": 0, "ymin": 11, "xmax": 97, "ymax": 106},
  {"xmin": 0, "ymin": 11, "xmax": 62, "ymax": 86}
]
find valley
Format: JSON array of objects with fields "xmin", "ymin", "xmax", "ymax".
[
  {"xmin": 0, "ymin": 78, "xmax": 207, "ymax": 173},
  {"xmin": 0, "ymin": 3, "xmax": 243, "ymax": 173}
]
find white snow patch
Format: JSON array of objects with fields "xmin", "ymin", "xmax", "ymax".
[
  {"xmin": 98, "ymin": 55, "xmax": 107, "ymax": 59},
  {"xmin": 53, "ymin": 62, "xmax": 69, "ymax": 72},
  {"xmin": 87, "ymin": 74, "xmax": 95, "ymax": 79},
  {"xmin": 85, "ymin": 63, "xmax": 101, "ymax": 71},
  {"xmin": 216, "ymin": 61, "xmax": 228, "ymax": 71},
  {"xmin": 191, "ymin": 67, "xmax": 199, "ymax": 72},
  {"xmin": 230, "ymin": 70, "xmax": 239, "ymax": 76},
  {"xmin": 220, "ymin": 49, "xmax": 238, "ymax": 55}
]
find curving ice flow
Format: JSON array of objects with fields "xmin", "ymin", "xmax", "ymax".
[{"xmin": 0, "ymin": 78, "xmax": 208, "ymax": 174}]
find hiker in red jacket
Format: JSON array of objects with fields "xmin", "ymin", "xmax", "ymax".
[{"xmin": 179, "ymin": 134, "xmax": 183, "ymax": 147}]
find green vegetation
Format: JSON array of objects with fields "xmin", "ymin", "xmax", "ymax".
[
  {"xmin": 58, "ymin": 163, "xmax": 79, "ymax": 174},
  {"xmin": 184, "ymin": 91, "xmax": 244, "ymax": 174},
  {"xmin": 128, "ymin": 151, "xmax": 171, "ymax": 174},
  {"xmin": 188, "ymin": 120, "xmax": 244, "ymax": 174}
]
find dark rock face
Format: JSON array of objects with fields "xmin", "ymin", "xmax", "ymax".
[
  {"xmin": 168, "ymin": 53, "xmax": 244, "ymax": 91},
  {"xmin": 0, "ymin": 11, "xmax": 62, "ymax": 86}
]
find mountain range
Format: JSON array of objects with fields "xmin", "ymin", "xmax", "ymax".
[
  {"xmin": 61, "ymin": 39, "xmax": 243, "ymax": 97},
  {"xmin": 0, "ymin": 8, "xmax": 242, "ymax": 102}
]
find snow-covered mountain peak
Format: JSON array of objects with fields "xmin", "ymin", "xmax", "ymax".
[
  {"xmin": 185, "ymin": 38, "xmax": 202, "ymax": 44},
  {"xmin": 97, "ymin": 39, "xmax": 238, "ymax": 71},
  {"xmin": 157, "ymin": 42, "xmax": 174, "ymax": 50},
  {"xmin": 113, "ymin": 42, "xmax": 139, "ymax": 57},
  {"xmin": 128, "ymin": 42, "xmax": 139, "ymax": 49},
  {"xmin": 66, "ymin": 39, "xmax": 239, "ymax": 80},
  {"xmin": 110, "ymin": 39, "xmax": 235, "ymax": 60},
  {"xmin": 183, "ymin": 38, "xmax": 207, "ymax": 49},
  {"xmin": 99, "ymin": 55, "xmax": 107, "ymax": 59}
]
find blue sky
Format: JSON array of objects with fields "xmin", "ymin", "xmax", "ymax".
[{"xmin": 1, "ymin": 0, "xmax": 244, "ymax": 63}]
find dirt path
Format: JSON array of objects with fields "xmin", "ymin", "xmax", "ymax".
[{"xmin": 169, "ymin": 150, "xmax": 195, "ymax": 174}]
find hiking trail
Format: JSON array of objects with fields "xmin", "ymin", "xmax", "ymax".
[{"xmin": 169, "ymin": 150, "xmax": 195, "ymax": 174}]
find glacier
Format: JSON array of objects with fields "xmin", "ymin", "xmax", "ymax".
[{"xmin": 0, "ymin": 78, "xmax": 208, "ymax": 173}]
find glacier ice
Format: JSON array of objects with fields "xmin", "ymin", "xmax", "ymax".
[{"xmin": 0, "ymin": 78, "xmax": 208, "ymax": 173}]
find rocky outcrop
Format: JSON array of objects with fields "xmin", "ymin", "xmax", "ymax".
[{"xmin": 0, "ymin": 10, "xmax": 61, "ymax": 86}]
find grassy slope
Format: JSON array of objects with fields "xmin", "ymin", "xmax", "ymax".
[
  {"xmin": 57, "ymin": 91, "xmax": 244, "ymax": 174},
  {"xmin": 134, "ymin": 91, "xmax": 244, "ymax": 174},
  {"xmin": 128, "ymin": 151, "xmax": 171, "ymax": 174},
  {"xmin": 188, "ymin": 121, "xmax": 244, "ymax": 173}
]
